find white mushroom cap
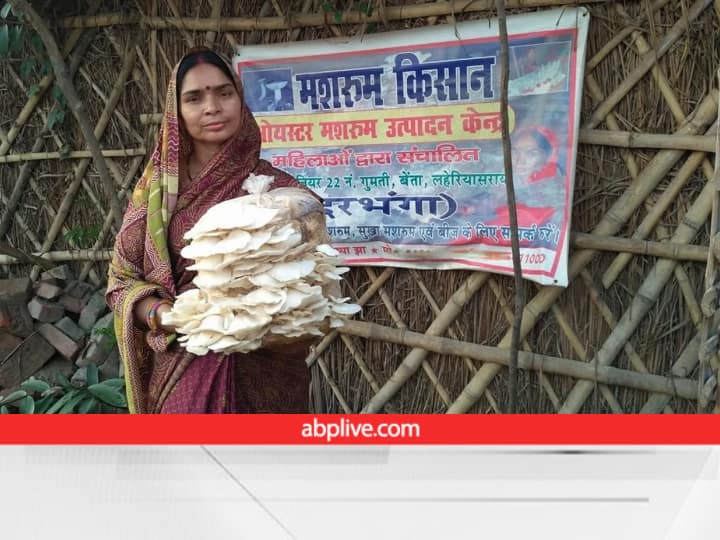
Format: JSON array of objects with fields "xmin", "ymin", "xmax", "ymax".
[{"xmin": 184, "ymin": 201, "xmax": 280, "ymax": 239}]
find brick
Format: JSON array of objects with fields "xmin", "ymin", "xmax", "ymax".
[
  {"xmin": 64, "ymin": 280, "xmax": 95, "ymax": 300},
  {"xmin": 54, "ymin": 317, "xmax": 86, "ymax": 342},
  {"xmin": 0, "ymin": 277, "xmax": 35, "ymax": 338},
  {"xmin": 76, "ymin": 312, "xmax": 115, "ymax": 367},
  {"xmin": 32, "ymin": 355, "xmax": 74, "ymax": 386},
  {"xmin": 0, "ymin": 298, "xmax": 35, "ymax": 338},
  {"xmin": 40, "ymin": 265, "xmax": 74, "ymax": 283},
  {"xmin": 79, "ymin": 292, "xmax": 108, "ymax": 332},
  {"xmin": 36, "ymin": 323, "xmax": 81, "ymax": 361},
  {"xmin": 35, "ymin": 281, "xmax": 64, "ymax": 300},
  {"xmin": 0, "ymin": 332, "xmax": 54, "ymax": 390},
  {"xmin": 99, "ymin": 348, "xmax": 122, "ymax": 380},
  {"xmin": 58, "ymin": 294, "xmax": 87, "ymax": 314},
  {"xmin": 27, "ymin": 297, "xmax": 65, "ymax": 323},
  {"xmin": 0, "ymin": 277, "xmax": 32, "ymax": 302},
  {"xmin": 0, "ymin": 330, "xmax": 22, "ymax": 362}
]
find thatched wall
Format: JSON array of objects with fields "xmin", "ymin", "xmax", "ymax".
[{"xmin": 1, "ymin": 0, "xmax": 718, "ymax": 413}]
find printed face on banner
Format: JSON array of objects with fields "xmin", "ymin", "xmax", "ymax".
[{"xmin": 234, "ymin": 8, "xmax": 589, "ymax": 286}]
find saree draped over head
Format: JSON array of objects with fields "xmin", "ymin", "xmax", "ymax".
[{"xmin": 106, "ymin": 49, "xmax": 311, "ymax": 414}]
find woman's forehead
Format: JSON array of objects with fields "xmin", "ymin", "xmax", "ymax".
[
  {"xmin": 180, "ymin": 63, "xmax": 235, "ymax": 91},
  {"xmin": 514, "ymin": 134, "xmax": 541, "ymax": 148}
]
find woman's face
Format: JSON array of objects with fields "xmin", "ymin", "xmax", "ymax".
[
  {"xmin": 512, "ymin": 134, "xmax": 548, "ymax": 180},
  {"xmin": 179, "ymin": 63, "xmax": 243, "ymax": 150}
]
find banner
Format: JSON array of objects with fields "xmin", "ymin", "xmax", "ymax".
[{"xmin": 234, "ymin": 8, "xmax": 589, "ymax": 286}]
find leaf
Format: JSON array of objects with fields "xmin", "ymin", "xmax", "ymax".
[
  {"xmin": 0, "ymin": 389, "xmax": 28, "ymax": 406},
  {"xmin": 333, "ymin": 9, "xmax": 343, "ymax": 24},
  {"xmin": 40, "ymin": 59, "xmax": 51, "ymax": 77},
  {"xmin": 41, "ymin": 386, "xmax": 64, "ymax": 398},
  {"xmin": 55, "ymin": 371, "xmax": 73, "ymax": 391},
  {"xmin": 59, "ymin": 391, "xmax": 87, "ymax": 413},
  {"xmin": 45, "ymin": 390, "xmax": 77, "ymax": 414},
  {"xmin": 9, "ymin": 24, "xmax": 21, "ymax": 53},
  {"xmin": 47, "ymin": 109, "xmax": 62, "ymax": 130},
  {"xmin": 0, "ymin": 405, "xmax": 8, "ymax": 414},
  {"xmin": 0, "ymin": 24, "xmax": 9, "ymax": 57},
  {"xmin": 77, "ymin": 396, "xmax": 99, "ymax": 414},
  {"xmin": 86, "ymin": 363, "xmax": 99, "ymax": 386},
  {"xmin": 0, "ymin": 4, "xmax": 11, "ymax": 19},
  {"xmin": 18, "ymin": 395, "xmax": 35, "ymax": 414},
  {"xmin": 101, "ymin": 378, "xmax": 125, "ymax": 390},
  {"xmin": 21, "ymin": 377, "xmax": 50, "ymax": 394},
  {"xmin": 33, "ymin": 395, "xmax": 56, "ymax": 414},
  {"xmin": 51, "ymin": 84, "xmax": 65, "ymax": 106},
  {"xmin": 30, "ymin": 32, "xmax": 42, "ymax": 53},
  {"xmin": 28, "ymin": 83, "xmax": 40, "ymax": 97},
  {"xmin": 88, "ymin": 384, "xmax": 127, "ymax": 408},
  {"xmin": 20, "ymin": 56, "xmax": 35, "ymax": 79}
]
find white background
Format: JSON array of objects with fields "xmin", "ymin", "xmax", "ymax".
[{"xmin": 0, "ymin": 445, "xmax": 717, "ymax": 539}]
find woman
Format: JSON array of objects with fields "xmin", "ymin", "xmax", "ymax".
[
  {"xmin": 453, "ymin": 126, "xmax": 564, "ymax": 246},
  {"xmin": 106, "ymin": 48, "xmax": 313, "ymax": 414}
]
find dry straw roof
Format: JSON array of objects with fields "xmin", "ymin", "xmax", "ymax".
[{"xmin": 0, "ymin": 0, "xmax": 719, "ymax": 413}]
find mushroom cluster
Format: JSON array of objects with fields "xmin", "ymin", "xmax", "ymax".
[{"xmin": 162, "ymin": 174, "xmax": 360, "ymax": 355}]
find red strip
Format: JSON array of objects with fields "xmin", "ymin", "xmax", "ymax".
[{"xmin": 0, "ymin": 415, "xmax": 718, "ymax": 445}]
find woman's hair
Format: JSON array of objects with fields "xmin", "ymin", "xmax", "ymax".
[
  {"xmin": 513, "ymin": 128, "xmax": 553, "ymax": 159},
  {"xmin": 176, "ymin": 48, "xmax": 237, "ymax": 99}
]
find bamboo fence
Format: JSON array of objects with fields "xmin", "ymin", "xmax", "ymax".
[{"xmin": 0, "ymin": 0, "xmax": 719, "ymax": 414}]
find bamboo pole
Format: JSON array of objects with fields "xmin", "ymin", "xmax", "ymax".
[
  {"xmin": 549, "ymin": 303, "xmax": 624, "ymax": 413},
  {"xmin": 78, "ymin": 66, "xmax": 145, "ymax": 144},
  {"xmin": 0, "ymin": 148, "xmax": 147, "ymax": 163},
  {"xmin": 340, "ymin": 320, "xmax": 710, "ymax": 402},
  {"xmin": 485, "ymin": 277, "xmax": 536, "ymax": 412},
  {"xmin": 559, "ymin": 147, "xmax": 720, "ymax": 413},
  {"xmin": 8, "ymin": 0, "xmax": 124, "ymax": 227},
  {"xmin": 618, "ymin": 16, "xmax": 712, "ymax": 332},
  {"xmin": 306, "ymin": 267, "xmax": 394, "ymax": 366},
  {"xmin": 447, "ymin": 91, "xmax": 720, "ymax": 414},
  {"xmin": 78, "ymin": 156, "xmax": 145, "ymax": 281},
  {"xmin": 580, "ymin": 269, "xmax": 674, "ymax": 414},
  {"xmin": 600, "ymin": 11, "xmax": 718, "ymax": 288},
  {"xmin": 601, "ymin": 122, "xmax": 718, "ymax": 287},
  {"xmin": 168, "ymin": 0, "xmax": 196, "ymax": 46},
  {"xmin": 584, "ymin": 0, "xmax": 671, "ymax": 73},
  {"xmin": 640, "ymin": 334, "xmax": 701, "ymax": 413},
  {"xmin": 0, "ymin": 250, "xmax": 112, "ymax": 265},
  {"xmin": 578, "ymin": 129, "xmax": 717, "ymax": 152},
  {"xmin": 703, "ymin": 69, "xmax": 720, "ymax": 414},
  {"xmin": 0, "ymin": 0, "xmax": 101, "ymax": 155},
  {"xmin": 570, "ymin": 232, "xmax": 708, "ymax": 262},
  {"xmin": 316, "ymin": 357, "xmax": 352, "ymax": 413},
  {"xmin": 364, "ymin": 267, "xmax": 452, "ymax": 407},
  {"xmin": 204, "ymin": 0, "xmax": 224, "ymax": 47},
  {"xmin": 29, "ymin": 40, "xmax": 139, "ymax": 282},
  {"xmin": 59, "ymin": 1, "xmax": 607, "ymax": 30},
  {"xmin": 0, "ymin": 30, "xmax": 97, "ymax": 240},
  {"xmin": 415, "ymin": 271, "xmax": 505, "ymax": 410},
  {"xmin": 585, "ymin": 0, "xmax": 712, "ymax": 130},
  {"xmin": 0, "ymin": 188, "xmax": 41, "ymax": 248},
  {"xmin": 0, "ymin": 242, "xmax": 55, "ymax": 270},
  {"xmin": 363, "ymin": 272, "xmax": 490, "ymax": 413}
]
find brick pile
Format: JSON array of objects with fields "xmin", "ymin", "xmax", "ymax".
[{"xmin": 0, "ymin": 265, "xmax": 121, "ymax": 394}]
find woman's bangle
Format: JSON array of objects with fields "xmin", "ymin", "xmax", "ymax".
[{"xmin": 146, "ymin": 299, "xmax": 172, "ymax": 331}]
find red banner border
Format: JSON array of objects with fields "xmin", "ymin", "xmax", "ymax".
[{"xmin": 0, "ymin": 415, "xmax": 717, "ymax": 445}]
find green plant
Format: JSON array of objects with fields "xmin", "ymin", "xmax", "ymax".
[
  {"xmin": 63, "ymin": 224, "xmax": 101, "ymax": 248},
  {"xmin": 93, "ymin": 325, "xmax": 118, "ymax": 350},
  {"xmin": 0, "ymin": 366, "xmax": 127, "ymax": 414},
  {"xmin": 1, "ymin": 1, "xmax": 67, "ymax": 127}
]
